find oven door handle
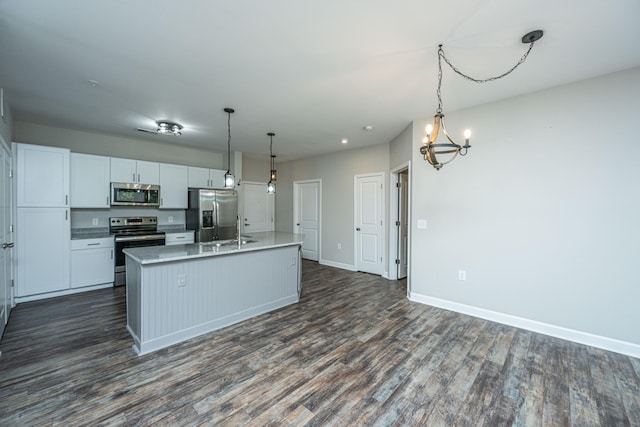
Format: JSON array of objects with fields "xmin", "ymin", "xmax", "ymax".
[{"xmin": 115, "ymin": 235, "xmax": 166, "ymax": 243}]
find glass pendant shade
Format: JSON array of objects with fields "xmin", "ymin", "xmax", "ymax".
[
  {"xmin": 224, "ymin": 170, "xmax": 234, "ymax": 188},
  {"xmin": 267, "ymin": 180, "xmax": 275, "ymax": 194}
]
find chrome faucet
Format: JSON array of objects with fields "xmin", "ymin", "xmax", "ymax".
[{"xmin": 237, "ymin": 215, "xmax": 241, "ymax": 246}]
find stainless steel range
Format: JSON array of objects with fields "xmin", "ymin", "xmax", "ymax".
[{"xmin": 110, "ymin": 216, "xmax": 165, "ymax": 286}]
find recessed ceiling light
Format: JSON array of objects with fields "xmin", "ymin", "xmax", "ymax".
[
  {"xmin": 363, "ymin": 125, "xmax": 374, "ymax": 131},
  {"xmin": 341, "ymin": 138, "xmax": 348, "ymax": 144}
]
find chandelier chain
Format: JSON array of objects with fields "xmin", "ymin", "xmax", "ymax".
[{"xmin": 438, "ymin": 41, "xmax": 536, "ymax": 85}]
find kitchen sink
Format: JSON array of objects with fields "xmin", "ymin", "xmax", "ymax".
[{"xmin": 200, "ymin": 238, "xmax": 257, "ymax": 247}]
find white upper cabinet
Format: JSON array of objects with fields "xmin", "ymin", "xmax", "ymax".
[
  {"xmin": 209, "ymin": 169, "xmax": 227, "ymax": 189},
  {"xmin": 188, "ymin": 167, "xmax": 227, "ymax": 189},
  {"xmin": 70, "ymin": 153, "xmax": 110, "ymax": 208},
  {"xmin": 15, "ymin": 143, "xmax": 70, "ymax": 207},
  {"xmin": 111, "ymin": 158, "xmax": 159, "ymax": 185},
  {"xmin": 159, "ymin": 163, "xmax": 188, "ymax": 209},
  {"xmin": 187, "ymin": 166, "xmax": 210, "ymax": 188}
]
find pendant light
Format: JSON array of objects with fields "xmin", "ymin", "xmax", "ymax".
[
  {"xmin": 420, "ymin": 30, "xmax": 543, "ymax": 170},
  {"xmin": 223, "ymin": 107, "xmax": 235, "ymax": 187},
  {"xmin": 267, "ymin": 132, "xmax": 276, "ymax": 194}
]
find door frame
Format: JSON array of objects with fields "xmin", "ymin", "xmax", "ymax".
[
  {"xmin": 293, "ymin": 179, "xmax": 322, "ymax": 261},
  {"xmin": 0, "ymin": 134, "xmax": 14, "ymax": 339},
  {"xmin": 354, "ymin": 172, "xmax": 385, "ymax": 276},
  {"xmin": 389, "ymin": 162, "xmax": 411, "ymax": 288}
]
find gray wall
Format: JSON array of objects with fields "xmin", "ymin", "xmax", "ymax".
[
  {"xmin": 410, "ymin": 67, "xmax": 640, "ymax": 345},
  {"xmin": 276, "ymin": 143, "xmax": 390, "ymax": 270},
  {"xmin": 14, "ymin": 121, "xmax": 224, "ymax": 168}
]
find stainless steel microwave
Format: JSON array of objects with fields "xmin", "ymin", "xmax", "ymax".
[{"xmin": 111, "ymin": 182, "xmax": 160, "ymax": 207}]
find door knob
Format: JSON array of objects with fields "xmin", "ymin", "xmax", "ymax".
[
  {"xmin": 2, "ymin": 242, "xmax": 14, "ymax": 249},
  {"xmin": 296, "ymin": 223, "xmax": 300, "ymax": 226},
  {"xmin": 356, "ymin": 228, "xmax": 361, "ymax": 231}
]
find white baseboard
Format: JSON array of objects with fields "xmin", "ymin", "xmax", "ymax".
[
  {"xmin": 319, "ymin": 259, "xmax": 356, "ymax": 272},
  {"xmin": 409, "ymin": 292, "xmax": 640, "ymax": 359}
]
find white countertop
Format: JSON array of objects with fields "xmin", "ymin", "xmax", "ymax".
[{"xmin": 123, "ymin": 231, "xmax": 304, "ymax": 265}]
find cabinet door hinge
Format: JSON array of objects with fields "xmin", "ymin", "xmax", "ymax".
[
  {"xmin": 11, "ymin": 279, "xmax": 14, "ymax": 288},
  {"xmin": 9, "ymin": 224, "xmax": 13, "ymax": 233},
  {"xmin": 396, "ymin": 182, "xmax": 401, "ymax": 188},
  {"xmin": 9, "ymin": 169, "xmax": 13, "ymax": 178},
  {"xmin": 395, "ymin": 259, "xmax": 400, "ymax": 265},
  {"xmin": 395, "ymin": 220, "xmax": 401, "ymax": 226}
]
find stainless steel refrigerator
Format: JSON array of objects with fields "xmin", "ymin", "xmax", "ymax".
[{"xmin": 186, "ymin": 188, "xmax": 238, "ymax": 242}]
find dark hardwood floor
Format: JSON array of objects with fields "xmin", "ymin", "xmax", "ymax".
[{"xmin": 1, "ymin": 260, "xmax": 639, "ymax": 426}]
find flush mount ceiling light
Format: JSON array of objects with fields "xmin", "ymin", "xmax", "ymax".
[
  {"xmin": 223, "ymin": 108, "xmax": 235, "ymax": 188},
  {"xmin": 157, "ymin": 121, "xmax": 183, "ymax": 136},
  {"xmin": 420, "ymin": 30, "xmax": 543, "ymax": 170},
  {"xmin": 341, "ymin": 138, "xmax": 348, "ymax": 144},
  {"xmin": 267, "ymin": 132, "xmax": 276, "ymax": 194},
  {"xmin": 136, "ymin": 120, "xmax": 183, "ymax": 136}
]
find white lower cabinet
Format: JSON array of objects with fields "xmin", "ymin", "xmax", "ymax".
[
  {"xmin": 71, "ymin": 238, "xmax": 114, "ymax": 288},
  {"xmin": 165, "ymin": 231, "xmax": 195, "ymax": 246},
  {"xmin": 16, "ymin": 207, "xmax": 70, "ymax": 297}
]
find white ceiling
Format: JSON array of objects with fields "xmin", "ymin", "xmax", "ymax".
[{"xmin": 1, "ymin": 1, "xmax": 639, "ymax": 161}]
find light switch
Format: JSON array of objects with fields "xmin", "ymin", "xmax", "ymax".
[{"xmin": 417, "ymin": 219, "xmax": 427, "ymax": 229}]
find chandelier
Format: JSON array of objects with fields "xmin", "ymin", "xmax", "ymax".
[
  {"xmin": 223, "ymin": 107, "xmax": 235, "ymax": 188},
  {"xmin": 420, "ymin": 30, "xmax": 543, "ymax": 170},
  {"xmin": 267, "ymin": 132, "xmax": 276, "ymax": 194}
]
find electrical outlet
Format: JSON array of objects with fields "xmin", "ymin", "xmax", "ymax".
[
  {"xmin": 337, "ymin": 243, "xmax": 342, "ymax": 250},
  {"xmin": 417, "ymin": 219, "xmax": 427, "ymax": 229},
  {"xmin": 177, "ymin": 273, "xmax": 186, "ymax": 287},
  {"xmin": 92, "ymin": 218, "xmax": 99, "ymax": 226},
  {"xmin": 168, "ymin": 216, "xmax": 174, "ymax": 223},
  {"xmin": 458, "ymin": 270, "xmax": 466, "ymax": 281}
]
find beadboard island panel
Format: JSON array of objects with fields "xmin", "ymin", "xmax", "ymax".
[{"xmin": 125, "ymin": 233, "xmax": 302, "ymax": 355}]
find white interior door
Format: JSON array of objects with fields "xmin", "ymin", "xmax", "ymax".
[
  {"xmin": 398, "ymin": 171, "xmax": 408, "ymax": 279},
  {"xmin": 355, "ymin": 173, "xmax": 383, "ymax": 275},
  {"xmin": 243, "ymin": 182, "xmax": 274, "ymax": 234},
  {"xmin": 0, "ymin": 143, "xmax": 13, "ymax": 335},
  {"xmin": 294, "ymin": 180, "xmax": 320, "ymax": 261}
]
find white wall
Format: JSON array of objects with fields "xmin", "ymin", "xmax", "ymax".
[
  {"xmin": 410, "ymin": 67, "xmax": 640, "ymax": 349},
  {"xmin": 389, "ymin": 122, "xmax": 412, "ymax": 169},
  {"xmin": 242, "ymin": 155, "xmax": 270, "ymax": 183},
  {"xmin": 14, "ymin": 121, "xmax": 224, "ymax": 168},
  {"xmin": 276, "ymin": 143, "xmax": 389, "ymax": 269}
]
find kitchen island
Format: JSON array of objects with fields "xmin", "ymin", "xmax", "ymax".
[{"xmin": 123, "ymin": 231, "xmax": 304, "ymax": 355}]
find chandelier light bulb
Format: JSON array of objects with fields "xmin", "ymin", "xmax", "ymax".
[
  {"xmin": 464, "ymin": 129, "xmax": 471, "ymax": 139},
  {"xmin": 425, "ymin": 124, "xmax": 433, "ymax": 137}
]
